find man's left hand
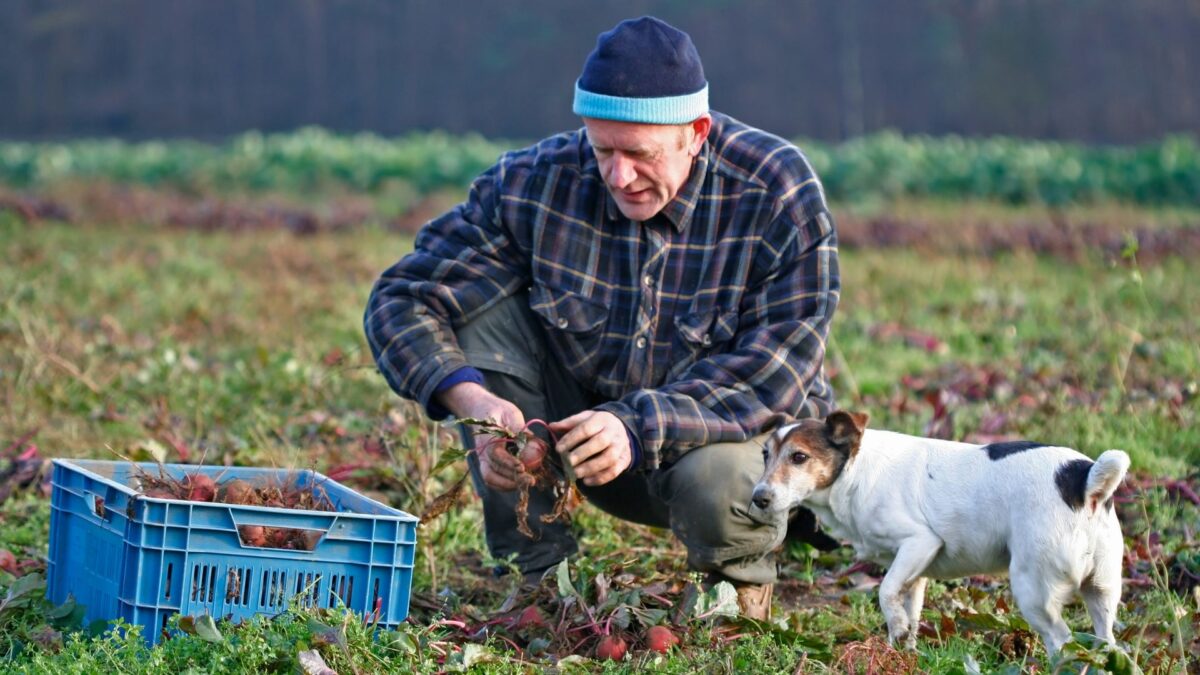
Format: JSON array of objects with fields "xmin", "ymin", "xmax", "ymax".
[{"xmin": 548, "ymin": 411, "xmax": 631, "ymax": 487}]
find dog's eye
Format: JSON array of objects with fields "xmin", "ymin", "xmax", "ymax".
[{"xmin": 790, "ymin": 452, "xmax": 808, "ymax": 465}]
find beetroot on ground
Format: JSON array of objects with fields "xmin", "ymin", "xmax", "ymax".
[
  {"xmin": 512, "ymin": 605, "xmax": 547, "ymax": 630},
  {"xmin": 0, "ymin": 549, "xmax": 16, "ymax": 575},
  {"xmin": 645, "ymin": 625, "xmax": 680, "ymax": 653},
  {"xmin": 595, "ymin": 635, "xmax": 628, "ymax": 661}
]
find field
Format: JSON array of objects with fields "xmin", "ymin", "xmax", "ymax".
[{"xmin": 1, "ymin": 132, "xmax": 1198, "ymax": 673}]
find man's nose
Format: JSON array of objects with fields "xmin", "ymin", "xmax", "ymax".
[{"xmin": 607, "ymin": 154, "xmax": 636, "ymax": 189}]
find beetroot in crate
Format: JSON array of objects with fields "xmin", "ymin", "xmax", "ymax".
[{"xmin": 47, "ymin": 459, "xmax": 418, "ymax": 645}]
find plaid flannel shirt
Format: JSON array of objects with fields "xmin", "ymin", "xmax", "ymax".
[{"xmin": 364, "ymin": 111, "xmax": 839, "ymax": 470}]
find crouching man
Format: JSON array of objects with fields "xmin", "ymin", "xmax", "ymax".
[{"xmin": 364, "ymin": 16, "xmax": 840, "ymax": 619}]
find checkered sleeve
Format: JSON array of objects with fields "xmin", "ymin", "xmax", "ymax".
[
  {"xmin": 363, "ymin": 161, "xmax": 529, "ymax": 410},
  {"xmin": 598, "ymin": 210, "xmax": 840, "ymax": 470}
]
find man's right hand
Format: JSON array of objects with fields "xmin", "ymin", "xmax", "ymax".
[{"xmin": 436, "ymin": 381, "xmax": 527, "ymax": 491}]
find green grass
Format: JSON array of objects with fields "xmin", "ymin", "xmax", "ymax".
[{"xmin": 1, "ymin": 212, "xmax": 1197, "ymax": 672}]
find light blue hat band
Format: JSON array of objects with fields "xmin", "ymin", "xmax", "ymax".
[{"xmin": 573, "ymin": 81, "xmax": 709, "ymax": 124}]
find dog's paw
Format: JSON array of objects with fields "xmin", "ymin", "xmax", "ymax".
[{"xmin": 886, "ymin": 625, "xmax": 917, "ymax": 651}]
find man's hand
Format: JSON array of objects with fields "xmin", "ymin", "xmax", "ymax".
[
  {"xmin": 549, "ymin": 411, "xmax": 632, "ymax": 487},
  {"xmin": 436, "ymin": 382, "xmax": 527, "ymax": 492}
]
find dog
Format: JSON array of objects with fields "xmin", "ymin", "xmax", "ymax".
[{"xmin": 748, "ymin": 410, "xmax": 1128, "ymax": 653}]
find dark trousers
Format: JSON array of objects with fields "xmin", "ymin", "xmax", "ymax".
[{"xmin": 456, "ymin": 294, "xmax": 789, "ymax": 584}]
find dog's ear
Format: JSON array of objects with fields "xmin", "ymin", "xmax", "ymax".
[
  {"xmin": 826, "ymin": 410, "xmax": 868, "ymax": 455},
  {"xmin": 761, "ymin": 412, "xmax": 794, "ymax": 433}
]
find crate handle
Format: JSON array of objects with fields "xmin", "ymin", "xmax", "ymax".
[
  {"xmin": 229, "ymin": 513, "xmax": 338, "ymax": 552},
  {"xmin": 84, "ymin": 490, "xmax": 108, "ymax": 521}
]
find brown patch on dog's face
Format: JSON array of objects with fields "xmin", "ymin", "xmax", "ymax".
[
  {"xmin": 751, "ymin": 411, "xmax": 870, "ymax": 517},
  {"xmin": 773, "ymin": 420, "xmax": 852, "ymax": 489}
]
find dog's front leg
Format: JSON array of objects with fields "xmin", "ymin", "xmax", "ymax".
[{"xmin": 878, "ymin": 534, "xmax": 942, "ymax": 649}]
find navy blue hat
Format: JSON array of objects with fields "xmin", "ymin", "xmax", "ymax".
[{"xmin": 573, "ymin": 16, "xmax": 709, "ymax": 124}]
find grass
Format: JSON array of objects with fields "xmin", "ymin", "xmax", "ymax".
[{"xmin": 1, "ymin": 209, "xmax": 1197, "ymax": 672}]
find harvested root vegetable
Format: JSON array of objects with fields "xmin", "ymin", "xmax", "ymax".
[
  {"xmin": 512, "ymin": 605, "xmax": 546, "ymax": 630},
  {"xmin": 183, "ymin": 473, "xmax": 216, "ymax": 502},
  {"xmin": 131, "ymin": 467, "xmax": 334, "ymax": 551},
  {"xmin": 0, "ymin": 549, "xmax": 16, "ymax": 575},
  {"xmin": 238, "ymin": 525, "xmax": 267, "ymax": 547},
  {"xmin": 518, "ymin": 438, "xmax": 547, "ymax": 471},
  {"xmin": 221, "ymin": 479, "xmax": 255, "ymax": 505},
  {"xmin": 433, "ymin": 417, "xmax": 584, "ymax": 539},
  {"xmin": 595, "ymin": 635, "xmax": 628, "ymax": 661},
  {"xmin": 645, "ymin": 625, "xmax": 680, "ymax": 653}
]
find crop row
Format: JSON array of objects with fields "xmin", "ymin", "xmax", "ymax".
[{"xmin": 2, "ymin": 127, "xmax": 1197, "ymax": 206}]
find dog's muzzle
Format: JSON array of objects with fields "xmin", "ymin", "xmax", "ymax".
[{"xmin": 750, "ymin": 484, "xmax": 774, "ymax": 512}]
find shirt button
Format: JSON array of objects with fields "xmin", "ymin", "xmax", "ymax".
[
  {"xmin": 643, "ymin": 274, "xmax": 654, "ymax": 287},
  {"xmin": 557, "ymin": 317, "xmax": 568, "ymax": 329},
  {"xmin": 635, "ymin": 336, "xmax": 647, "ymax": 349},
  {"xmin": 702, "ymin": 334, "xmax": 712, "ymax": 347}
]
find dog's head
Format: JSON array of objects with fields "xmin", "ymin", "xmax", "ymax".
[{"xmin": 748, "ymin": 410, "xmax": 869, "ymax": 519}]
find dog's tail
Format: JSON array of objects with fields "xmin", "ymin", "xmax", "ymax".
[{"xmin": 1086, "ymin": 450, "xmax": 1130, "ymax": 510}]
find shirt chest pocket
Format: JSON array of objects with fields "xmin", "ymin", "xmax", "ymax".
[
  {"xmin": 528, "ymin": 284, "xmax": 609, "ymax": 371},
  {"xmin": 674, "ymin": 308, "xmax": 739, "ymax": 351}
]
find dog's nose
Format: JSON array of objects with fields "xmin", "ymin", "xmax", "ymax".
[{"xmin": 751, "ymin": 487, "xmax": 772, "ymax": 511}]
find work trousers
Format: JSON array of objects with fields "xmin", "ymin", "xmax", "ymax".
[{"xmin": 457, "ymin": 293, "xmax": 789, "ymax": 584}]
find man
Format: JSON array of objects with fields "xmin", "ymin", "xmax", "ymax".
[{"xmin": 364, "ymin": 16, "xmax": 839, "ymax": 620}]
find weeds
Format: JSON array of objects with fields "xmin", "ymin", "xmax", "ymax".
[{"xmin": 1, "ymin": 219, "xmax": 1197, "ymax": 672}]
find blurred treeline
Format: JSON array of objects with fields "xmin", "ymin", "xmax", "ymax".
[
  {"xmin": 4, "ymin": 128, "xmax": 1198, "ymax": 207},
  {"xmin": 1, "ymin": 0, "xmax": 1198, "ymax": 143}
]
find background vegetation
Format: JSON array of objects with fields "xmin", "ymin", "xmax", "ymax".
[
  {"xmin": 3, "ymin": 129, "xmax": 1199, "ymax": 207},
  {"xmin": 0, "ymin": 132, "xmax": 1197, "ymax": 672}
]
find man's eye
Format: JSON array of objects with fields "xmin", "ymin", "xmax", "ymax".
[
  {"xmin": 593, "ymin": 148, "xmax": 611, "ymax": 157},
  {"xmin": 790, "ymin": 452, "xmax": 808, "ymax": 465}
]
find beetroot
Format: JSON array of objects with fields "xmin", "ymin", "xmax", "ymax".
[
  {"xmin": 513, "ymin": 605, "xmax": 547, "ymax": 630},
  {"xmin": 221, "ymin": 479, "xmax": 255, "ymax": 505},
  {"xmin": 238, "ymin": 525, "xmax": 267, "ymax": 547},
  {"xmin": 645, "ymin": 625, "xmax": 680, "ymax": 653},
  {"xmin": 184, "ymin": 473, "xmax": 216, "ymax": 502},
  {"xmin": 518, "ymin": 440, "xmax": 547, "ymax": 471},
  {"xmin": 0, "ymin": 549, "xmax": 16, "ymax": 575},
  {"xmin": 595, "ymin": 635, "xmax": 627, "ymax": 661}
]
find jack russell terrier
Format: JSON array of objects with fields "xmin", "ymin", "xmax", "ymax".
[{"xmin": 749, "ymin": 411, "xmax": 1128, "ymax": 653}]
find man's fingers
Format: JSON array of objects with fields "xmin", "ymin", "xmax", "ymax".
[
  {"xmin": 476, "ymin": 438, "xmax": 528, "ymax": 492},
  {"xmin": 573, "ymin": 450, "xmax": 622, "ymax": 486},
  {"xmin": 563, "ymin": 432, "xmax": 608, "ymax": 466},
  {"xmin": 483, "ymin": 471, "xmax": 520, "ymax": 491},
  {"xmin": 584, "ymin": 466, "xmax": 622, "ymax": 487}
]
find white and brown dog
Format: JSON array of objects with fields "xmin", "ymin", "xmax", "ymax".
[{"xmin": 749, "ymin": 411, "xmax": 1128, "ymax": 653}]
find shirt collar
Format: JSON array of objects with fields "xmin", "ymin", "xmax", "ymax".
[{"xmin": 604, "ymin": 141, "xmax": 710, "ymax": 233}]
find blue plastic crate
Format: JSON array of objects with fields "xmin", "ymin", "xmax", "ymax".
[{"xmin": 47, "ymin": 459, "xmax": 418, "ymax": 645}]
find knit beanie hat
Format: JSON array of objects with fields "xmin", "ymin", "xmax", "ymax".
[{"xmin": 573, "ymin": 16, "xmax": 709, "ymax": 125}]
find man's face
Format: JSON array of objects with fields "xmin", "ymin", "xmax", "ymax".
[{"xmin": 583, "ymin": 116, "xmax": 708, "ymax": 222}]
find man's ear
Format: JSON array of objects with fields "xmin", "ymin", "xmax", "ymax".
[
  {"xmin": 688, "ymin": 114, "xmax": 712, "ymax": 155},
  {"xmin": 826, "ymin": 410, "xmax": 868, "ymax": 454}
]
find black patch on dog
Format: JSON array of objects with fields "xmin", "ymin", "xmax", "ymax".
[
  {"xmin": 984, "ymin": 441, "xmax": 1046, "ymax": 460},
  {"xmin": 1055, "ymin": 459, "xmax": 1094, "ymax": 510},
  {"xmin": 785, "ymin": 507, "xmax": 842, "ymax": 551}
]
